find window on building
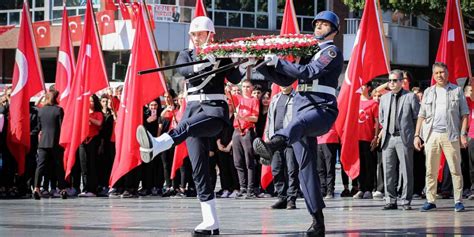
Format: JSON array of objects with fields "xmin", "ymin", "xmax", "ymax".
[
  {"xmin": 276, "ymin": 0, "xmax": 324, "ymax": 33},
  {"xmin": 205, "ymin": 0, "xmax": 268, "ymax": 29}
]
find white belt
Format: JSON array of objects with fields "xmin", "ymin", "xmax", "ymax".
[
  {"xmin": 187, "ymin": 94, "xmax": 226, "ymax": 102},
  {"xmin": 296, "ymin": 84, "xmax": 336, "ymax": 97}
]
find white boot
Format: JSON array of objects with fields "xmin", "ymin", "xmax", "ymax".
[
  {"xmin": 194, "ymin": 199, "xmax": 219, "ymax": 235},
  {"xmin": 136, "ymin": 125, "xmax": 174, "ymax": 163}
]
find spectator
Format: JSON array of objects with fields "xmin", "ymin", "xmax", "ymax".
[
  {"xmin": 97, "ymin": 94, "xmax": 115, "ymax": 197},
  {"xmin": 464, "ymin": 84, "xmax": 474, "ymax": 200},
  {"xmin": 215, "ymin": 95, "xmax": 240, "ymax": 198},
  {"xmin": 378, "ymin": 70, "xmax": 419, "ymax": 210},
  {"xmin": 33, "ymin": 90, "xmax": 67, "ymax": 200},
  {"xmin": 78, "ymin": 94, "xmax": 103, "ymax": 197},
  {"xmin": 415, "ymin": 62, "xmax": 468, "ymax": 212},
  {"xmin": 265, "ymin": 85, "xmax": 299, "ymax": 209},
  {"xmin": 231, "ymin": 79, "xmax": 259, "ymax": 199},
  {"xmin": 157, "ymin": 89, "xmax": 179, "ymax": 197},
  {"xmin": 317, "ymin": 126, "xmax": 339, "ymax": 199},
  {"xmin": 353, "ymin": 82, "xmax": 379, "ymax": 199}
]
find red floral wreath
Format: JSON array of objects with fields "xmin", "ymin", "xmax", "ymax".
[{"xmin": 197, "ymin": 34, "xmax": 319, "ymax": 58}]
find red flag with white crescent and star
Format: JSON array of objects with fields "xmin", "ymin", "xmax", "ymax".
[
  {"xmin": 55, "ymin": 7, "xmax": 76, "ymax": 108},
  {"xmin": 60, "ymin": 0, "xmax": 109, "ymax": 180},
  {"xmin": 109, "ymin": 3, "xmax": 167, "ymax": 187},
  {"xmin": 7, "ymin": 1, "xmax": 45, "ymax": 176}
]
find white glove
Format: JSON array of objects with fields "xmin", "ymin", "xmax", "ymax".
[
  {"xmin": 265, "ymin": 54, "xmax": 278, "ymax": 66},
  {"xmin": 239, "ymin": 57, "xmax": 257, "ymax": 70},
  {"xmin": 193, "ymin": 61, "xmax": 212, "ymax": 72},
  {"xmin": 206, "ymin": 54, "xmax": 217, "ymax": 65}
]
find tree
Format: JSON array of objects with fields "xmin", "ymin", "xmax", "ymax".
[{"xmin": 343, "ymin": 0, "xmax": 474, "ymax": 40}]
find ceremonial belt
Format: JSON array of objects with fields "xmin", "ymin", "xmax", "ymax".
[
  {"xmin": 296, "ymin": 84, "xmax": 336, "ymax": 97},
  {"xmin": 187, "ymin": 94, "xmax": 226, "ymax": 102}
]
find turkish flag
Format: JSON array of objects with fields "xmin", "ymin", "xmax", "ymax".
[
  {"xmin": 171, "ymin": 100, "xmax": 188, "ymax": 179},
  {"xmin": 109, "ymin": 3, "xmax": 167, "ymax": 187},
  {"xmin": 102, "ymin": 0, "xmax": 117, "ymax": 11},
  {"xmin": 335, "ymin": 0, "xmax": 390, "ymax": 179},
  {"xmin": 55, "ymin": 7, "xmax": 76, "ymax": 108},
  {"xmin": 194, "ymin": 0, "xmax": 207, "ymax": 17},
  {"xmin": 7, "ymin": 2, "xmax": 45, "ymax": 175},
  {"xmin": 434, "ymin": 0, "xmax": 472, "ymax": 182},
  {"xmin": 96, "ymin": 10, "xmax": 116, "ymax": 35},
  {"xmin": 119, "ymin": 0, "xmax": 131, "ymax": 20},
  {"xmin": 32, "ymin": 21, "xmax": 51, "ymax": 47},
  {"xmin": 260, "ymin": 0, "xmax": 300, "ymax": 190},
  {"xmin": 68, "ymin": 15, "xmax": 83, "ymax": 42},
  {"xmin": 129, "ymin": 2, "xmax": 140, "ymax": 29},
  {"xmin": 434, "ymin": 0, "xmax": 471, "ymax": 85},
  {"xmin": 60, "ymin": 0, "xmax": 109, "ymax": 180}
]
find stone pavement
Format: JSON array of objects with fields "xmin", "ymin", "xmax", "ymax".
[{"xmin": 0, "ymin": 195, "xmax": 473, "ymax": 236}]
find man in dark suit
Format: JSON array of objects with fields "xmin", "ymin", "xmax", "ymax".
[
  {"xmin": 378, "ymin": 69, "xmax": 420, "ymax": 210},
  {"xmin": 136, "ymin": 16, "xmax": 241, "ymax": 235},
  {"xmin": 33, "ymin": 90, "xmax": 67, "ymax": 200}
]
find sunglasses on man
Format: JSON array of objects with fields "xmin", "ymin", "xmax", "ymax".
[{"xmin": 388, "ymin": 79, "xmax": 401, "ymax": 83}]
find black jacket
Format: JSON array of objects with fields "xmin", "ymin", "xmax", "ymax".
[
  {"xmin": 37, "ymin": 105, "xmax": 63, "ymax": 148},
  {"xmin": 176, "ymin": 49, "xmax": 242, "ymax": 124}
]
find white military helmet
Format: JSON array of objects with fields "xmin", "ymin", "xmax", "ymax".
[{"xmin": 189, "ymin": 16, "xmax": 215, "ymax": 34}]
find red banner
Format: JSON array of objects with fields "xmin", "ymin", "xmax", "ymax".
[
  {"xmin": 32, "ymin": 21, "xmax": 51, "ymax": 47},
  {"xmin": 68, "ymin": 15, "xmax": 83, "ymax": 42},
  {"xmin": 96, "ymin": 10, "xmax": 116, "ymax": 35}
]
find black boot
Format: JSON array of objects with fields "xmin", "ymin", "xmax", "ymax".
[
  {"xmin": 271, "ymin": 198, "xmax": 287, "ymax": 209},
  {"xmin": 307, "ymin": 210, "xmax": 325, "ymax": 237},
  {"xmin": 253, "ymin": 135, "xmax": 287, "ymax": 165}
]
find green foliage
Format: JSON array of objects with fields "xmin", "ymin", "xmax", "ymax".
[{"xmin": 343, "ymin": 0, "xmax": 474, "ymax": 29}]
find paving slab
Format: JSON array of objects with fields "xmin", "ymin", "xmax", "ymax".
[{"xmin": 0, "ymin": 195, "xmax": 473, "ymax": 236}]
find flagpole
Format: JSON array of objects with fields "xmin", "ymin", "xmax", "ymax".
[
  {"xmin": 89, "ymin": 0, "xmax": 111, "ymax": 90},
  {"xmin": 142, "ymin": 0, "xmax": 165, "ymax": 78}
]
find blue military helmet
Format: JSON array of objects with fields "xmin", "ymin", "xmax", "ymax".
[{"xmin": 312, "ymin": 10, "xmax": 340, "ymax": 32}]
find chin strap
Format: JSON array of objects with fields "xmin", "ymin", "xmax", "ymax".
[{"xmin": 314, "ymin": 28, "xmax": 338, "ymax": 41}]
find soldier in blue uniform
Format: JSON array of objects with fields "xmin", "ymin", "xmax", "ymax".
[
  {"xmin": 253, "ymin": 11, "xmax": 343, "ymax": 236},
  {"xmin": 136, "ymin": 16, "xmax": 241, "ymax": 235}
]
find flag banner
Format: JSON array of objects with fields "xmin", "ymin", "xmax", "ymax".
[
  {"xmin": 109, "ymin": 2, "xmax": 167, "ymax": 187},
  {"xmin": 55, "ymin": 7, "xmax": 76, "ymax": 108},
  {"xmin": 7, "ymin": 2, "xmax": 45, "ymax": 175},
  {"xmin": 60, "ymin": 0, "xmax": 109, "ymax": 179},
  {"xmin": 96, "ymin": 10, "xmax": 116, "ymax": 35},
  {"xmin": 335, "ymin": 0, "xmax": 390, "ymax": 179},
  {"xmin": 68, "ymin": 15, "xmax": 83, "ymax": 42},
  {"xmin": 32, "ymin": 21, "xmax": 51, "ymax": 47}
]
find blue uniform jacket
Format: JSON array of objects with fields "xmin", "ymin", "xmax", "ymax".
[
  {"xmin": 176, "ymin": 49, "xmax": 241, "ymax": 124},
  {"xmin": 258, "ymin": 41, "xmax": 343, "ymax": 112}
]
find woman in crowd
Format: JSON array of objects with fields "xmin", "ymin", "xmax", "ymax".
[
  {"xmin": 158, "ymin": 89, "xmax": 179, "ymax": 196},
  {"xmin": 33, "ymin": 90, "xmax": 67, "ymax": 200},
  {"xmin": 78, "ymin": 94, "xmax": 103, "ymax": 197}
]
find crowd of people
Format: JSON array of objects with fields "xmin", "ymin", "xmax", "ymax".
[
  {"xmin": 0, "ymin": 10, "xmax": 473, "ymax": 236},
  {"xmin": 1, "ymin": 64, "xmax": 473, "ymax": 206}
]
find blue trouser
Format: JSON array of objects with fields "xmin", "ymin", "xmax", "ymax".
[
  {"xmin": 275, "ymin": 105, "xmax": 337, "ymax": 214},
  {"xmin": 169, "ymin": 111, "xmax": 224, "ymax": 202}
]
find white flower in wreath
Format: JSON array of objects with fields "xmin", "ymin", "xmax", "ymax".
[{"xmin": 257, "ymin": 39, "xmax": 265, "ymax": 45}]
